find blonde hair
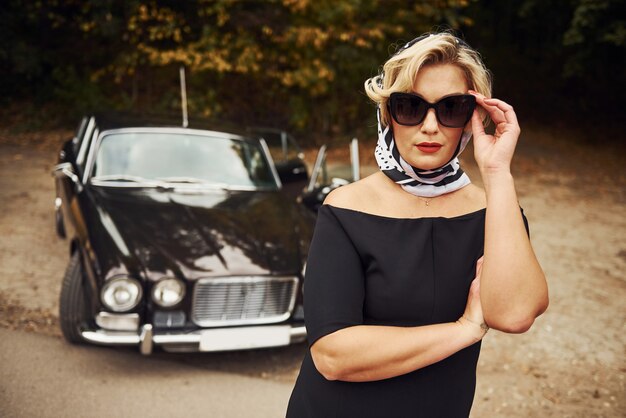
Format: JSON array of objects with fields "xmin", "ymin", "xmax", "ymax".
[{"xmin": 365, "ymin": 32, "xmax": 492, "ymax": 127}]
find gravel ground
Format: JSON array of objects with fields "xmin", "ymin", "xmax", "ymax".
[{"xmin": 0, "ymin": 126, "xmax": 624, "ymax": 417}]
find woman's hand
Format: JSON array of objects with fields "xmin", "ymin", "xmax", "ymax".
[
  {"xmin": 468, "ymin": 91, "xmax": 521, "ymax": 176},
  {"xmin": 458, "ymin": 256, "xmax": 488, "ymax": 342}
]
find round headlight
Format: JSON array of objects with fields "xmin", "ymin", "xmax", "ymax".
[
  {"xmin": 152, "ymin": 278, "xmax": 185, "ymax": 307},
  {"xmin": 101, "ymin": 276, "xmax": 142, "ymax": 312}
]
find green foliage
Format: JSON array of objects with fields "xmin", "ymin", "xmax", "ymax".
[
  {"xmin": 1, "ymin": 0, "xmax": 623, "ymax": 139},
  {"xmin": 463, "ymin": 0, "xmax": 625, "ymax": 128},
  {"xmin": 562, "ymin": 0, "xmax": 626, "ymax": 78},
  {"xmin": 0, "ymin": 0, "xmax": 475, "ymax": 140},
  {"xmin": 51, "ymin": 66, "xmax": 113, "ymax": 112}
]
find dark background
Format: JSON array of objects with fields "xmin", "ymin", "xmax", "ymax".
[{"xmin": 1, "ymin": 0, "xmax": 624, "ymax": 144}]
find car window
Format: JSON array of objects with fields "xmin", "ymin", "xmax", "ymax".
[
  {"xmin": 91, "ymin": 132, "xmax": 279, "ymax": 189},
  {"xmin": 253, "ymin": 130, "xmax": 301, "ymax": 162}
]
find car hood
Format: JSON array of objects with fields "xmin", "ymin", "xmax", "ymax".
[{"xmin": 87, "ymin": 187, "xmax": 306, "ymax": 282}]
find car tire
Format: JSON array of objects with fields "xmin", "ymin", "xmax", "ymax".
[{"xmin": 59, "ymin": 251, "xmax": 88, "ymax": 344}]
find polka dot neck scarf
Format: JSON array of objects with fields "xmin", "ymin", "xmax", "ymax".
[{"xmin": 374, "ymin": 107, "xmax": 472, "ymax": 198}]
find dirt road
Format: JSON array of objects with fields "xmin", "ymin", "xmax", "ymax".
[
  {"xmin": 0, "ymin": 126, "xmax": 624, "ymax": 417},
  {"xmin": 0, "ymin": 328, "xmax": 297, "ymax": 418}
]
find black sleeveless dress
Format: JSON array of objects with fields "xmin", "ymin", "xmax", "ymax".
[{"xmin": 286, "ymin": 204, "xmax": 529, "ymax": 418}]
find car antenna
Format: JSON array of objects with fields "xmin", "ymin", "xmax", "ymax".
[{"xmin": 179, "ymin": 66, "xmax": 189, "ymax": 128}]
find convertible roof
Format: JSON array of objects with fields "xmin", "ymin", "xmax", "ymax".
[{"xmin": 91, "ymin": 111, "xmax": 255, "ymax": 138}]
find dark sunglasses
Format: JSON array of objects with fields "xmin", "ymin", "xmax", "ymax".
[{"xmin": 388, "ymin": 93, "xmax": 476, "ymax": 128}]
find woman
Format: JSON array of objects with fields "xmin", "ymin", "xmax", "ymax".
[{"xmin": 286, "ymin": 32, "xmax": 549, "ymax": 417}]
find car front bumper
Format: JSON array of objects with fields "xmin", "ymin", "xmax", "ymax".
[{"xmin": 81, "ymin": 323, "xmax": 307, "ymax": 355}]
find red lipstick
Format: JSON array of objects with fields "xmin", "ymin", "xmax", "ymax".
[{"xmin": 416, "ymin": 142, "xmax": 442, "ymax": 153}]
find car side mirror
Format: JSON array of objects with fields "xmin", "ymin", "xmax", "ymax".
[
  {"xmin": 52, "ymin": 162, "xmax": 83, "ymax": 193},
  {"xmin": 275, "ymin": 159, "xmax": 309, "ymax": 199},
  {"xmin": 276, "ymin": 160, "xmax": 308, "ymax": 185}
]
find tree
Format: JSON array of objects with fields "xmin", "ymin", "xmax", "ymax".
[
  {"xmin": 462, "ymin": 0, "xmax": 625, "ymax": 128},
  {"xmin": 1, "ymin": 0, "xmax": 472, "ymax": 141}
]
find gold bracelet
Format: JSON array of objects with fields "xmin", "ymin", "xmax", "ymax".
[{"xmin": 462, "ymin": 316, "xmax": 489, "ymax": 332}]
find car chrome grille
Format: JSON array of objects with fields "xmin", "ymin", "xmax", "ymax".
[{"xmin": 192, "ymin": 276, "xmax": 298, "ymax": 327}]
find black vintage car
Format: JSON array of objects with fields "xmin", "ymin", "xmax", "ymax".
[{"xmin": 52, "ymin": 113, "xmax": 320, "ymax": 354}]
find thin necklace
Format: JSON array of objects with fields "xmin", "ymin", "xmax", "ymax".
[{"xmin": 417, "ymin": 196, "xmax": 432, "ymax": 206}]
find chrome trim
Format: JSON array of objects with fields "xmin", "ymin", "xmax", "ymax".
[
  {"xmin": 52, "ymin": 162, "xmax": 77, "ymax": 181},
  {"xmin": 289, "ymin": 325, "xmax": 307, "ymax": 342},
  {"xmin": 151, "ymin": 325, "xmax": 307, "ymax": 344},
  {"xmin": 80, "ymin": 324, "xmax": 307, "ymax": 353},
  {"xmin": 96, "ymin": 126, "xmax": 249, "ymax": 140},
  {"xmin": 81, "ymin": 330, "xmax": 140, "ymax": 345},
  {"xmin": 52, "ymin": 162, "xmax": 83, "ymax": 192},
  {"xmin": 140, "ymin": 324, "xmax": 153, "ymax": 355},
  {"xmin": 350, "ymin": 137, "xmax": 360, "ymax": 181},
  {"xmin": 76, "ymin": 116, "xmax": 95, "ymax": 168},
  {"xmin": 81, "ymin": 127, "xmax": 99, "ymax": 184},
  {"xmin": 258, "ymin": 137, "xmax": 282, "ymax": 189},
  {"xmin": 307, "ymin": 144, "xmax": 327, "ymax": 192},
  {"xmin": 191, "ymin": 276, "xmax": 298, "ymax": 327},
  {"xmin": 95, "ymin": 312, "xmax": 140, "ymax": 331}
]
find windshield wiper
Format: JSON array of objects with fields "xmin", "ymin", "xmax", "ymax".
[
  {"xmin": 155, "ymin": 177, "xmax": 234, "ymax": 189},
  {"xmin": 91, "ymin": 174, "xmax": 155, "ymax": 183},
  {"xmin": 154, "ymin": 176, "xmax": 208, "ymax": 184},
  {"xmin": 92, "ymin": 175, "xmax": 253, "ymax": 191}
]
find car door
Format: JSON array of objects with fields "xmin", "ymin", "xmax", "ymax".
[
  {"xmin": 249, "ymin": 128, "xmax": 309, "ymax": 198},
  {"xmin": 300, "ymin": 138, "xmax": 360, "ymax": 213},
  {"xmin": 52, "ymin": 116, "xmax": 92, "ymax": 240}
]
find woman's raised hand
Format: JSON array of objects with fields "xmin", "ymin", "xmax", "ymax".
[
  {"xmin": 468, "ymin": 91, "xmax": 521, "ymax": 177},
  {"xmin": 459, "ymin": 256, "xmax": 488, "ymax": 342}
]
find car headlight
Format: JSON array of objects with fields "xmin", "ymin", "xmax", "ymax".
[
  {"xmin": 152, "ymin": 277, "xmax": 185, "ymax": 307},
  {"xmin": 101, "ymin": 276, "xmax": 142, "ymax": 312}
]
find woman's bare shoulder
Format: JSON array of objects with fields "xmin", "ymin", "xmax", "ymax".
[{"xmin": 323, "ymin": 172, "xmax": 387, "ymax": 210}]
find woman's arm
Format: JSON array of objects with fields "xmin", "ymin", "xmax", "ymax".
[
  {"xmin": 469, "ymin": 92, "xmax": 549, "ymax": 333},
  {"xmin": 312, "ymin": 266, "xmax": 488, "ymax": 382},
  {"xmin": 311, "ymin": 317, "xmax": 484, "ymax": 382},
  {"xmin": 305, "ymin": 203, "xmax": 488, "ymax": 382}
]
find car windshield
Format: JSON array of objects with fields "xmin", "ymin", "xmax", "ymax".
[{"xmin": 91, "ymin": 131, "xmax": 278, "ymax": 190}]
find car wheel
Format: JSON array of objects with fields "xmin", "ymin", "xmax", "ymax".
[{"xmin": 59, "ymin": 251, "xmax": 88, "ymax": 344}]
